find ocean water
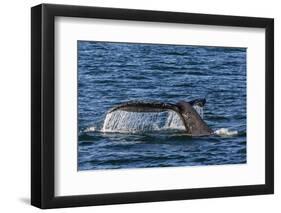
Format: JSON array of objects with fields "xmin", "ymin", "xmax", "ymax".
[{"xmin": 78, "ymin": 41, "xmax": 246, "ymax": 171}]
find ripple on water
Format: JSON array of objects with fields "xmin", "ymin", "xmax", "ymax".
[{"xmin": 78, "ymin": 41, "xmax": 247, "ymax": 170}]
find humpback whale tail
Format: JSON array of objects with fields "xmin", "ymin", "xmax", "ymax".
[
  {"xmin": 175, "ymin": 100, "xmax": 213, "ymax": 136},
  {"xmin": 108, "ymin": 99, "xmax": 213, "ymax": 136}
]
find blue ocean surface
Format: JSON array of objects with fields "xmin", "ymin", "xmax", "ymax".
[{"xmin": 78, "ymin": 41, "xmax": 246, "ymax": 171}]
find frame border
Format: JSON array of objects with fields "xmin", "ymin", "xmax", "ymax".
[{"xmin": 31, "ymin": 3, "xmax": 274, "ymax": 209}]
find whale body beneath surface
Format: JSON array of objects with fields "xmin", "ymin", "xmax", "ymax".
[{"xmin": 108, "ymin": 99, "xmax": 213, "ymax": 136}]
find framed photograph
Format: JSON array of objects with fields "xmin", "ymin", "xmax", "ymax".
[{"xmin": 31, "ymin": 4, "xmax": 274, "ymax": 209}]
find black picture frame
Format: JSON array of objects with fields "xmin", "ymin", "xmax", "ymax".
[{"xmin": 31, "ymin": 3, "xmax": 274, "ymax": 209}]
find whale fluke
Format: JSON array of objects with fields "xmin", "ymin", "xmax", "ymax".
[
  {"xmin": 108, "ymin": 99, "xmax": 213, "ymax": 136},
  {"xmin": 176, "ymin": 101, "xmax": 213, "ymax": 136}
]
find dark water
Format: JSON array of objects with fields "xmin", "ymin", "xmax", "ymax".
[{"xmin": 78, "ymin": 41, "xmax": 246, "ymax": 171}]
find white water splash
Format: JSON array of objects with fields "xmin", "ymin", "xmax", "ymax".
[
  {"xmin": 84, "ymin": 126, "xmax": 96, "ymax": 132},
  {"xmin": 102, "ymin": 110, "xmax": 185, "ymax": 133},
  {"xmin": 214, "ymin": 128, "xmax": 238, "ymax": 136},
  {"xmin": 84, "ymin": 105, "xmax": 204, "ymax": 133},
  {"xmin": 164, "ymin": 111, "xmax": 185, "ymax": 130}
]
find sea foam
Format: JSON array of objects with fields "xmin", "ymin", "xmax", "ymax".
[{"xmin": 214, "ymin": 128, "xmax": 238, "ymax": 136}]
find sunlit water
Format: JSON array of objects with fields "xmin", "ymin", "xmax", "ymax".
[{"xmin": 78, "ymin": 41, "xmax": 246, "ymax": 171}]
